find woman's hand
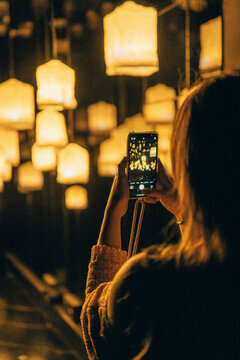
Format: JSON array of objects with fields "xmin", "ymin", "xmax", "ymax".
[{"xmin": 142, "ymin": 158, "xmax": 179, "ymax": 217}]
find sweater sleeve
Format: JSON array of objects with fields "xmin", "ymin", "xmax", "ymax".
[{"xmin": 81, "ymin": 245, "xmax": 128, "ymax": 359}]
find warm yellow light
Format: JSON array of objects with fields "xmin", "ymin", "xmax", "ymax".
[
  {"xmin": 104, "ymin": 1, "xmax": 159, "ymax": 76},
  {"xmin": 143, "ymin": 84, "xmax": 176, "ymax": 123},
  {"xmin": 155, "ymin": 124, "xmax": 173, "ymax": 152},
  {"xmin": 0, "ymin": 126, "xmax": 20, "ymax": 166},
  {"xmin": 18, "ymin": 161, "xmax": 44, "ymax": 191},
  {"xmin": 36, "ymin": 59, "xmax": 77, "ymax": 110},
  {"xmin": 0, "ymin": 148, "xmax": 5, "ymax": 177},
  {"xmin": 3, "ymin": 161, "xmax": 12, "ymax": 182},
  {"xmin": 65, "ymin": 185, "xmax": 88, "ymax": 210},
  {"xmin": 32, "ymin": 143, "xmax": 57, "ymax": 171},
  {"xmin": 0, "ymin": 178, "xmax": 4, "ymax": 193},
  {"xmin": 36, "ymin": 109, "xmax": 68, "ymax": 147},
  {"xmin": 0, "ymin": 78, "xmax": 35, "ymax": 130},
  {"xmin": 87, "ymin": 101, "xmax": 117, "ymax": 134},
  {"xmin": 98, "ymin": 137, "xmax": 125, "ymax": 177},
  {"xmin": 199, "ymin": 16, "xmax": 222, "ymax": 72},
  {"xmin": 57, "ymin": 143, "xmax": 89, "ymax": 184}
]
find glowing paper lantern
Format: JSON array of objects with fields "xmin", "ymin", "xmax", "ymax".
[
  {"xmin": 32, "ymin": 143, "xmax": 57, "ymax": 171},
  {"xmin": 0, "ymin": 127, "xmax": 20, "ymax": 166},
  {"xmin": 124, "ymin": 113, "xmax": 152, "ymax": 133},
  {"xmin": 0, "ymin": 148, "xmax": 5, "ymax": 177},
  {"xmin": 3, "ymin": 161, "xmax": 12, "ymax": 182},
  {"xmin": 155, "ymin": 124, "xmax": 173, "ymax": 152},
  {"xmin": 36, "ymin": 59, "xmax": 77, "ymax": 110},
  {"xmin": 0, "ymin": 178, "xmax": 4, "ymax": 192},
  {"xmin": 36, "ymin": 109, "xmax": 68, "ymax": 147},
  {"xmin": 18, "ymin": 162, "xmax": 44, "ymax": 191},
  {"xmin": 98, "ymin": 137, "xmax": 125, "ymax": 177},
  {"xmin": 65, "ymin": 185, "xmax": 88, "ymax": 210},
  {"xmin": 143, "ymin": 84, "xmax": 176, "ymax": 123},
  {"xmin": 0, "ymin": 78, "xmax": 35, "ymax": 130},
  {"xmin": 199, "ymin": 16, "xmax": 222, "ymax": 72},
  {"xmin": 103, "ymin": 1, "xmax": 159, "ymax": 76},
  {"xmin": 87, "ymin": 101, "xmax": 117, "ymax": 134},
  {"xmin": 57, "ymin": 143, "xmax": 89, "ymax": 184}
]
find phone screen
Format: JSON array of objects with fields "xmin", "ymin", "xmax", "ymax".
[{"xmin": 128, "ymin": 132, "xmax": 158, "ymax": 198}]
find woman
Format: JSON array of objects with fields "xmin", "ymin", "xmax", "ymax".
[{"xmin": 81, "ymin": 76, "xmax": 240, "ymax": 359}]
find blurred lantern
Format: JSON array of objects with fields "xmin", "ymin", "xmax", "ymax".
[
  {"xmin": 0, "ymin": 127, "xmax": 20, "ymax": 166},
  {"xmin": 124, "ymin": 113, "xmax": 152, "ymax": 132},
  {"xmin": 98, "ymin": 137, "xmax": 125, "ymax": 177},
  {"xmin": 32, "ymin": 143, "xmax": 57, "ymax": 171},
  {"xmin": 0, "ymin": 148, "xmax": 5, "ymax": 177},
  {"xmin": 103, "ymin": 1, "xmax": 159, "ymax": 76},
  {"xmin": 36, "ymin": 109, "xmax": 68, "ymax": 147},
  {"xmin": 18, "ymin": 161, "xmax": 44, "ymax": 191},
  {"xmin": 57, "ymin": 143, "xmax": 89, "ymax": 184},
  {"xmin": 143, "ymin": 84, "xmax": 176, "ymax": 123},
  {"xmin": 65, "ymin": 185, "xmax": 88, "ymax": 210},
  {"xmin": 3, "ymin": 161, "xmax": 12, "ymax": 182},
  {"xmin": 158, "ymin": 151, "xmax": 172, "ymax": 175},
  {"xmin": 36, "ymin": 59, "xmax": 77, "ymax": 110},
  {"xmin": 177, "ymin": 85, "xmax": 198, "ymax": 109},
  {"xmin": 87, "ymin": 101, "xmax": 117, "ymax": 134},
  {"xmin": 0, "ymin": 178, "xmax": 4, "ymax": 193},
  {"xmin": 174, "ymin": 0, "xmax": 208, "ymax": 12},
  {"xmin": 199, "ymin": 16, "xmax": 222, "ymax": 73},
  {"xmin": 0, "ymin": 78, "xmax": 35, "ymax": 130},
  {"xmin": 155, "ymin": 124, "xmax": 173, "ymax": 152}
]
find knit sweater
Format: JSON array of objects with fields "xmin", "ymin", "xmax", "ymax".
[{"xmin": 80, "ymin": 245, "xmax": 128, "ymax": 360}]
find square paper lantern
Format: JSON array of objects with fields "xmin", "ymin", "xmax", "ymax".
[
  {"xmin": 0, "ymin": 126, "xmax": 20, "ymax": 166},
  {"xmin": 32, "ymin": 143, "xmax": 57, "ymax": 171},
  {"xmin": 87, "ymin": 101, "xmax": 117, "ymax": 134},
  {"xmin": 199, "ymin": 16, "xmax": 222, "ymax": 73},
  {"xmin": 3, "ymin": 161, "xmax": 12, "ymax": 182},
  {"xmin": 65, "ymin": 185, "xmax": 88, "ymax": 210},
  {"xmin": 36, "ymin": 109, "xmax": 68, "ymax": 147},
  {"xmin": 57, "ymin": 143, "xmax": 89, "ymax": 184},
  {"xmin": 98, "ymin": 137, "xmax": 125, "ymax": 177},
  {"xmin": 36, "ymin": 59, "xmax": 77, "ymax": 110},
  {"xmin": 18, "ymin": 162, "xmax": 44, "ymax": 191},
  {"xmin": 143, "ymin": 84, "xmax": 176, "ymax": 123},
  {"xmin": 0, "ymin": 78, "xmax": 35, "ymax": 130},
  {"xmin": 104, "ymin": 1, "xmax": 159, "ymax": 76}
]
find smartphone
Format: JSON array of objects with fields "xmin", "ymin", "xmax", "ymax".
[{"xmin": 127, "ymin": 131, "xmax": 158, "ymax": 198}]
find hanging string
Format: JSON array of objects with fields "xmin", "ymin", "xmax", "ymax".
[
  {"xmin": 50, "ymin": 0, "xmax": 57, "ymax": 58},
  {"xmin": 8, "ymin": 30, "xmax": 15, "ymax": 78}
]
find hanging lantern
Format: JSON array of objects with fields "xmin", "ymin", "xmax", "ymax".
[
  {"xmin": 0, "ymin": 78, "xmax": 35, "ymax": 130},
  {"xmin": 0, "ymin": 127, "xmax": 20, "ymax": 166},
  {"xmin": 57, "ymin": 143, "xmax": 89, "ymax": 184},
  {"xmin": 0, "ymin": 148, "xmax": 5, "ymax": 177},
  {"xmin": 98, "ymin": 137, "xmax": 125, "ymax": 177},
  {"xmin": 36, "ymin": 59, "xmax": 77, "ymax": 110},
  {"xmin": 3, "ymin": 161, "xmax": 12, "ymax": 182},
  {"xmin": 36, "ymin": 109, "xmax": 68, "ymax": 147},
  {"xmin": 18, "ymin": 162, "xmax": 44, "ymax": 191},
  {"xmin": 143, "ymin": 84, "xmax": 176, "ymax": 123},
  {"xmin": 87, "ymin": 101, "xmax": 117, "ymax": 134},
  {"xmin": 65, "ymin": 185, "xmax": 88, "ymax": 210},
  {"xmin": 32, "ymin": 143, "xmax": 57, "ymax": 171},
  {"xmin": 199, "ymin": 16, "xmax": 222, "ymax": 73},
  {"xmin": 103, "ymin": 1, "xmax": 159, "ymax": 76},
  {"xmin": 155, "ymin": 124, "xmax": 173, "ymax": 153},
  {"xmin": 0, "ymin": 178, "xmax": 4, "ymax": 193}
]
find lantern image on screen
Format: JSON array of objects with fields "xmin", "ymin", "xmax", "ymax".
[
  {"xmin": 18, "ymin": 162, "xmax": 44, "ymax": 192},
  {"xmin": 65, "ymin": 185, "xmax": 88, "ymax": 210},
  {"xmin": 32, "ymin": 143, "xmax": 57, "ymax": 171},
  {"xmin": 143, "ymin": 84, "xmax": 176, "ymax": 123},
  {"xmin": 36, "ymin": 109, "xmax": 68, "ymax": 147},
  {"xmin": 36, "ymin": 59, "xmax": 77, "ymax": 110},
  {"xmin": 0, "ymin": 127, "xmax": 20, "ymax": 166},
  {"xmin": 103, "ymin": 1, "xmax": 159, "ymax": 76},
  {"xmin": 87, "ymin": 101, "xmax": 117, "ymax": 135},
  {"xmin": 57, "ymin": 143, "xmax": 89, "ymax": 184},
  {"xmin": 0, "ymin": 78, "xmax": 35, "ymax": 130}
]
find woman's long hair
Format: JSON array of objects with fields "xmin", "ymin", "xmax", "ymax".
[{"xmin": 154, "ymin": 75, "xmax": 240, "ymax": 265}]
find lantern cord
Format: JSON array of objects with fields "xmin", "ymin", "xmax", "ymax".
[
  {"xmin": 50, "ymin": 0, "xmax": 58, "ymax": 58},
  {"xmin": 158, "ymin": 3, "xmax": 178, "ymax": 17},
  {"xmin": 128, "ymin": 199, "xmax": 145, "ymax": 258}
]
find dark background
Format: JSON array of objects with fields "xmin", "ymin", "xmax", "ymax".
[{"xmin": 0, "ymin": 0, "xmax": 221, "ymax": 296}]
